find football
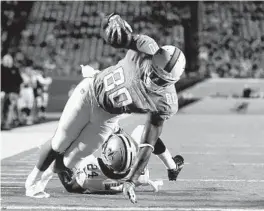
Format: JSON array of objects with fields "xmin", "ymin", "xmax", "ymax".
[{"xmin": 103, "ymin": 15, "xmax": 133, "ymax": 48}]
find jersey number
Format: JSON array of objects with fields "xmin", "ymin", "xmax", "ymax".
[
  {"xmin": 166, "ymin": 93, "xmax": 177, "ymax": 105},
  {"xmin": 103, "ymin": 67, "xmax": 132, "ymax": 107},
  {"xmin": 83, "ymin": 164, "xmax": 98, "ymax": 178}
]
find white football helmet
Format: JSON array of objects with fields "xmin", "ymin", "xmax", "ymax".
[
  {"xmin": 2, "ymin": 54, "xmax": 13, "ymax": 68},
  {"xmin": 143, "ymin": 45, "xmax": 186, "ymax": 92},
  {"xmin": 101, "ymin": 130, "xmax": 138, "ymax": 174}
]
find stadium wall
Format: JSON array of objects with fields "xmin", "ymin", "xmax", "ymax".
[
  {"xmin": 47, "ymin": 78, "xmax": 264, "ymax": 113},
  {"xmin": 47, "ymin": 76, "xmax": 82, "ymax": 112},
  {"xmin": 179, "ymin": 98, "xmax": 264, "ymax": 115},
  {"xmin": 181, "ymin": 78, "xmax": 264, "ymax": 98}
]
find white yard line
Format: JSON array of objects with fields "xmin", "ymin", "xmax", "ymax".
[
  {"xmin": 183, "ymin": 144, "xmax": 264, "ymax": 148},
  {"xmin": 180, "ymin": 152, "xmax": 263, "ymax": 155},
  {"xmin": 0, "ymin": 186, "xmax": 23, "ymax": 189},
  {"xmin": 1, "ymin": 206, "xmax": 264, "ymax": 211},
  {"xmin": 3, "ymin": 162, "xmax": 264, "ymax": 167},
  {"xmin": 2, "ymin": 179, "xmax": 264, "ymax": 184},
  {"xmin": 0, "ymin": 169, "xmax": 32, "ymax": 172}
]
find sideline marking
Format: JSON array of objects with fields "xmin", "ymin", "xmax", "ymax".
[{"xmin": 1, "ymin": 206, "xmax": 264, "ymax": 211}]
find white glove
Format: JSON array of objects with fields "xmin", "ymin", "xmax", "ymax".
[
  {"xmin": 80, "ymin": 65, "xmax": 99, "ymax": 78},
  {"xmin": 110, "ymin": 168, "xmax": 163, "ymax": 194},
  {"xmin": 122, "ymin": 181, "xmax": 137, "ymax": 204}
]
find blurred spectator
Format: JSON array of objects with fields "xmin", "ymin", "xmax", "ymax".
[
  {"xmin": 17, "ymin": 66, "xmax": 35, "ymax": 125},
  {"xmin": 33, "ymin": 69, "xmax": 52, "ymax": 121},
  {"xmin": 200, "ymin": 2, "xmax": 264, "ymax": 78},
  {"xmin": 1, "ymin": 54, "xmax": 23, "ymax": 130},
  {"xmin": 242, "ymin": 84, "xmax": 252, "ymax": 98},
  {"xmin": 2, "ymin": 1, "xmax": 264, "ymax": 79}
]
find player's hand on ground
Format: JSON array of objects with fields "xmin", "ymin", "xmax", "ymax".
[
  {"xmin": 102, "ymin": 13, "xmax": 133, "ymax": 48},
  {"xmin": 137, "ymin": 168, "xmax": 163, "ymax": 192},
  {"xmin": 122, "ymin": 181, "xmax": 137, "ymax": 204}
]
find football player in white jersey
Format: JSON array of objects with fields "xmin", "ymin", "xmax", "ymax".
[
  {"xmin": 55, "ymin": 126, "xmax": 164, "ymax": 195},
  {"xmin": 34, "ymin": 125, "xmax": 172, "ymax": 197}
]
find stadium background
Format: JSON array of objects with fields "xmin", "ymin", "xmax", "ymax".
[
  {"xmin": 1, "ymin": 1, "xmax": 264, "ymax": 210},
  {"xmin": 2, "ymin": 1, "xmax": 264, "ymax": 112}
]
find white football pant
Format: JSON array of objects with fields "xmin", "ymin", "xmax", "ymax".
[{"xmin": 51, "ymin": 77, "xmax": 119, "ymax": 169}]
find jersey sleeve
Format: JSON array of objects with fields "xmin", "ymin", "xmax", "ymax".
[
  {"xmin": 157, "ymin": 87, "xmax": 179, "ymax": 120},
  {"xmin": 130, "ymin": 34, "xmax": 160, "ymax": 55}
]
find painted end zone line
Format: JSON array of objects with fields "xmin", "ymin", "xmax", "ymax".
[{"xmin": 2, "ymin": 206, "xmax": 264, "ymax": 211}]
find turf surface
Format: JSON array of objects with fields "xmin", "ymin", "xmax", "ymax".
[{"xmin": 1, "ymin": 114, "xmax": 264, "ymax": 210}]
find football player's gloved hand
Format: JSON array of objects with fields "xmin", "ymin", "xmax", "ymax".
[
  {"xmin": 101, "ymin": 13, "xmax": 133, "ymax": 48},
  {"xmin": 122, "ymin": 180, "xmax": 137, "ymax": 204}
]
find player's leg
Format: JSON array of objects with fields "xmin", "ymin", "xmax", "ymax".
[
  {"xmin": 25, "ymin": 86, "xmax": 35, "ymax": 125},
  {"xmin": 153, "ymin": 138, "xmax": 184, "ymax": 181},
  {"xmin": 62, "ymin": 105, "xmax": 118, "ymax": 169},
  {"xmin": 131, "ymin": 125, "xmax": 184, "ymax": 181},
  {"xmin": 25, "ymin": 78, "xmax": 93, "ymax": 197},
  {"xmin": 35, "ymin": 95, "xmax": 42, "ymax": 120},
  {"xmin": 38, "ymin": 150, "xmax": 85, "ymax": 194},
  {"xmin": 40, "ymin": 92, "xmax": 49, "ymax": 120},
  {"xmin": 2, "ymin": 93, "xmax": 16, "ymax": 130}
]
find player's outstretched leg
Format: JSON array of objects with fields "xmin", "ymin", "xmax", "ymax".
[
  {"xmin": 25, "ymin": 78, "xmax": 93, "ymax": 198},
  {"xmin": 153, "ymin": 138, "xmax": 184, "ymax": 181},
  {"xmin": 25, "ymin": 139, "xmax": 58, "ymax": 198}
]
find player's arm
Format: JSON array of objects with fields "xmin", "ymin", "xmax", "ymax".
[
  {"xmin": 101, "ymin": 13, "xmax": 160, "ymax": 55},
  {"xmin": 128, "ymin": 34, "xmax": 160, "ymax": 56},
  {"xmin": 126, "ymin": 113, "xmax": 164, "ymax": 184}
]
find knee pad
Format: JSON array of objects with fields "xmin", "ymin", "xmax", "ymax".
[{"xmin": 153, "ymin": 138, "xmax": 166, "ymax": 155}]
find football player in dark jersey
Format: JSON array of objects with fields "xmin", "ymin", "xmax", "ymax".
[{"xmin": 25, "ymin": 14, "xmax": 186, "ymax": 202}]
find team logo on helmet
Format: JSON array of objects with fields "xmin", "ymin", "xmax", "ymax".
[{"xmin": 101, "ymin": 131, "xmax": 138, "ymax": 173}]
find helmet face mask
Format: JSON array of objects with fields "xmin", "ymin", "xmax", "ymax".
[
  {"xmin": 143, "ymin": 45, "xmax": 186, "ymax": 92},
  {"xmin": 142, "ymin": 67, "xmax": 173, "ymax": 92}
]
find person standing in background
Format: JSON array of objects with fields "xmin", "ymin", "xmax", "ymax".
[
  {"xmin": 17, "ymin": 66, "xmax": 35, "ymax": 125},
  {"xmin": 1, "ymin": 54, "xmax": 23, "ymax": 130},
  {"xmin": 33, "ymin": 69, "xmax": 52, "ymax": 121}
]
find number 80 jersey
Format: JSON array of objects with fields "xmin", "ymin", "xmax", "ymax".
[{"xmin": 93, "ymin": 50, "xmax": 178, "ymax": 120}]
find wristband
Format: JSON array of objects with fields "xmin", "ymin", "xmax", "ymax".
[{"xmin": 139, "ymin": 144, "xmax": 154, "ymax": 152}]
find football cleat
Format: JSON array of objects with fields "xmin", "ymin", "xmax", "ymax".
[
  {"xmin": 167, "ymin": 155, "xmax": 184, "ymax": 181},
  {"xmin": 25, "ymin": 180, "xmax": 50, "ymax": 198},
  {"xmin": 25, "ymin": 167, "xmax": 53, "ymax": 198}
]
